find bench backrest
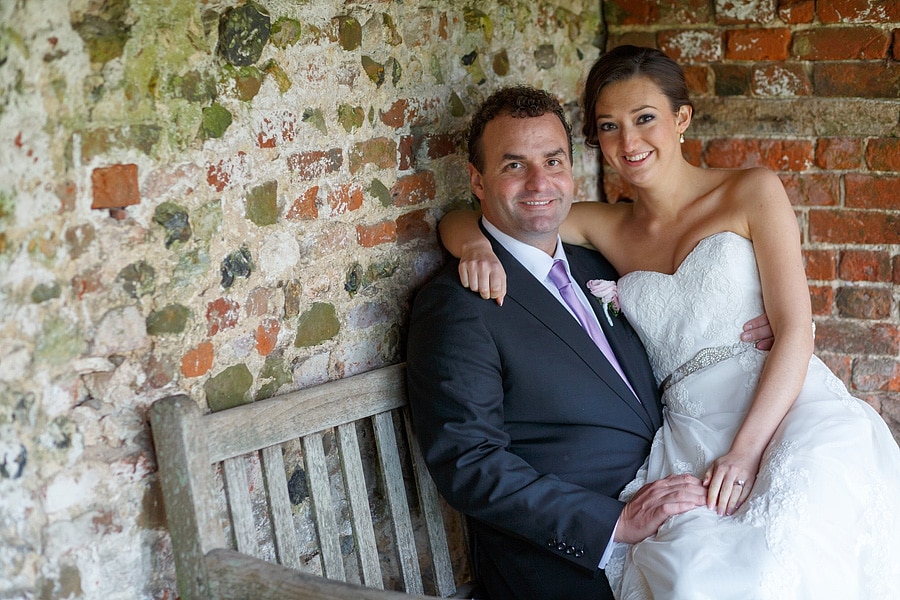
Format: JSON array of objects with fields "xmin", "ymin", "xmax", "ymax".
[{"xmin": 151, "ymin": 363, "xmax": 469, "ymax": 599}]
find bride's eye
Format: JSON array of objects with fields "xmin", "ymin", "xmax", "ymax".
[
  {"xmin": 637, "ymin": 114, "xmax": 655, "ymax": 124},
  {"xmin": 598, "ymin": 122, "xmax": 616, "ymax": 132}
]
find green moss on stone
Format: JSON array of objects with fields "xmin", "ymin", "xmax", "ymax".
[
  {"xmin": 31, "ymin": 281, "xmax": 61, "ymax": 303},
  {"xmin": 146, "ymin": 304, "xmax": 191, "ymax": 335},
  {"xmin": 246, "ymin": 181, "xmax": 278, "ymax": 226},
  {"xmin": 302, "ymin": 108, "xmax": 327, "ymax": 135},
  {"xmin": 72, "ymin": 7, "xmax": 132, "ymax": 65},
  {"xmin": 430, "ymin": 55, "xmax": 444, "ymax": 84},
  {"xmin": 369, "ymin": 179, "xmax": 392, "ymax": 207},
  {"xmin": 255, "ymin": 354, "xmax": 293, "ymax": 400},
  {"xmin": 217, "ymin": 1, "xmax": 271, "ymax": 66},
  {"xmin": 336, "ymin": 16, "xmax": 362, "ymax": 51},
  {"xmin": 270, "ymin": 17, "xmax": 302, "ymax": 48},
  {"xmin": 117, "ymin": 261, "xmax": 156, "ymax": 298},
  {"xmin": 263, "ymin": 60, "xmax": 291, "ymax": 93},
  {"xmin": 173, "ymin": 248, "xmax": 211, "ymax": 289},
  {"xmin": 294, "ymin": 303, "xmax": 340, "ymax": 347},
  {"xmin": 338, "ymin": 104, "xmax": 365, "ymax": 133},
  {"xmin": 36, "ymin": 316, "xmax": 84, "ymax": 365},
  {"xmin": 362, "ymin": 56, "xmax": 385, "ymax": 87},
  {"xmin": 464, "ymin": 7, "xmax": 493, "ymax": 43},
  {"xmin": 382, "ymin": 13, "xmax": 402, "ymax": 46},
  {"xmin": 448, "ymin": 92, "xmax": 466, "ymax": 118},
  {"xmin": 153, "ymin": 201, "xmax": 192, "ymax": 247},
  {"xmin": 205, "ymin": 364, "xmax": 253, "ymax": 412},
  {"xmin": 492, "ymin": 50, "xmax": 509, "ymax": 76},
  {"xmin": 200, "ymin": 102, "xmax": 232, "ymax": 139},
  {"xmin": 387, "ymin": 57, "xmax": 402, "ymax": 86}
]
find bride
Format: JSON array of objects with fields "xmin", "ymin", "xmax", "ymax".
[{"xmin": 442, "ymin": 45, "xmax": 900, "ymax": 598}]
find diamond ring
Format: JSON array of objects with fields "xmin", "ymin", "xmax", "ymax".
[{"xmin": 735, "ymin": 480, "xmax": 745, "ymax": 486}]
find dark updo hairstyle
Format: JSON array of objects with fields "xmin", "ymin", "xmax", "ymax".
[
  {"xmin": 581, "ymin": 45, "xmax": 692, "ymax": 148},
  {"xmin": 467, "ymin": 85, "xmax": 573, "ymax": 172}
]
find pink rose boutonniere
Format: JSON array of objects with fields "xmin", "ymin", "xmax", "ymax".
[{"xmin": 586, "ymin": 279, "xmax": 620, "ymax": 326}]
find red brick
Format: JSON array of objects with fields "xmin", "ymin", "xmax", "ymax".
[
  {"xmin": 839, "ymin": 249, "xmax": 892, "ymax": 282},
  {"xmin": 844, "ymin": 174, "xmax": 900, "ymax": 210},
  {"xmin": 606, "ymin": 32, "xmax": 657, "ymax": 51},
  {"xmin": 792, "ymin": 27, "xmax": 890, "ymax": 60},
  {"xmin": 813, "ymin": 62, "xmax": 900, "ymax": 98},
  {"xmin": 779, "ymin": 173, "xmax": 839, "ymax": 207},
  {"xmin": 894, "ymin": 29, "xmax": 900, "ymax": 61},
  {"xmin": 255, "ymin": 318, "xmax": 280, "ymax": 356},
  {"xmin": 820, "ymin": 353, "xmax": 852, "ymax": 384},
  {"xmin": 705, "ymin": 139, "xmax": 813, "ymax": 171},
  {"xmin": 865, "ymin": 138, "xmax": 900, "ymax": 172},
  {"xmin": 396, "ymin": 209, "xmax": 432, "ymax": 244},
  {"xmin": 659, "ymin": 30, "xmax": 722, "ymax": 62},
  {"xmin": 809, "ymin": 286, "xmax": 834, "ymax": 315},
  {"xmin": 91, "ymin": 164, "xmax": 140, "ymax": 209},
  {"xmin": 207, "ymin": 152, "xmax": 247, "ymax": 192},
  {"xmin": 725, "ymin": 29, "xmax": 791, "ymax": 61},
  {"xmin": 818, "ymin": 0, "xmax": 900, "ymax": 23},
  {"xmin": 287, "ymin": 148, "xmax": 343, "ymax": 181},
  {"xmin": 815, "ymin": 320, "xmax": 900, "ymax": 355},
  {"xmin": 328, "ymin": 184, "xmax": 364, "ymax": 215},
  {"xmin": 424, "ymin": 132, "xmax": 459, "ymax": 160},
  {"xmin": 804, "ymin": 249, "xmax": 837, "ymax": 280},
  {"xmin": 604, "ymin": 0, "xmax": 659, "ymax": 24},
  {"xmin": 72, "ymin": 270, "xmax": 103, "ymax": 300},
  {"xmin": 852, "ymin": 358, "xmax": 900, "ymax": 393},
  {"xmin": 715, "ymin": 0, "xmax": 776, "ymax": 23},
  {"xmin": 778, "ymin": 0, "xmax": 815, "ymax": 23},
  {"xmin": 815, "ymin": 138, "xmax": 863, "ymax": 170},
  {"xmin": 681, "ymin": 138, "xmax": 702, "ymax": 167},
  {"xmin": 836, "ymin": 286, "xmax": 892, "ymax": 319},
  {"xmin": 659, "ymin": 0, "xmax": 710, "ymax": 23},
  {"xmin": 182, "ymin": 342, "xmax": 214, "ymax": 378},
  {"xmin": 751, "ymin": 63, "xmax": 812, "ymax": 96},
  {"xmin": 356, "ymin": 220, "xmax": 397, "ymax": 247},
  {"xmin": 381, "ymin": 98, "xmax": 410, "ymax": 128},
  {"xmin": 603, "ymin": 170, "xmax": 638, "ymax": 203},
  {"xmin": 349, "ymin": 137, "xmax": 397, "ymax": 174},
  {"xmin": 809, "ymin": 208, "xmax": 900, "ymax": 244},
  {"xmin": 682, "ymin": 65, "xmax": 710, "ymax": 96},
  {"xmin": 207, "ymin": 298, "xmax": 240, "ymax": 336},
  {"xmin": 713, "ymin": 64, "xmax": 750, "ymax": 95},
  {"xmin": 894, "ymin": 255, "xmax": 900, "ymax": 285},
  {"xmin": 286, "ymin": 186, "xmax": 319, "ymax": 220},
  {"xmin": 390, "ymin": 171, "xmax": 436, "ymax": 206},
  {"xmin": 380, "ymin": 97, "xmax": 438, "ymax": 129},
  {"xmin": 399, "ymin": 135, "xmax": 415, "ymax": 170}
]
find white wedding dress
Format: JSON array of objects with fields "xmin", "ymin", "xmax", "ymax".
[{"xmin": 606, "ymin": 232, "xmax": 900, "ymax": 600}]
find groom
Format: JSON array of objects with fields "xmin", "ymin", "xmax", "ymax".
[{"xmin": 406, "ymin": 87, "xmax": 768, "ymax": 599}]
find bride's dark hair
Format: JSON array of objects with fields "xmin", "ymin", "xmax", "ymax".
[{"xmin": 582, "ymin": 45, "xmax": 693, "ymax": 148}]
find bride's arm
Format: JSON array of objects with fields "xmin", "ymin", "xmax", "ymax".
[
  {"xmin": 703, "ymin": 169, "xmax": 814, "ymax": 516},
  {"xmin": 438, "ymin": 209, "xmax": 508, "ymax": 304}
]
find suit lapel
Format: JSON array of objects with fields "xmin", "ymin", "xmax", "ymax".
[{"xmin": 487, "ymin": 234, "xmax": 659, "ymax": 433}]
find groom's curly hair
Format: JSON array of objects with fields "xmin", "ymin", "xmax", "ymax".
[{"xmin": 467, "ymin": 86, "xmax": 573, "ymax": 173}]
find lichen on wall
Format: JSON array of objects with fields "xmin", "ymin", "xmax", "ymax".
[{"xmin": 0, "ymin": 0, "xmax": 601, "ymax": 597}]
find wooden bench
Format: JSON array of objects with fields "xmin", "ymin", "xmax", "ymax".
[{"xmin": 150, "ymin": 363, "xmax": 474, "ymax": 599}]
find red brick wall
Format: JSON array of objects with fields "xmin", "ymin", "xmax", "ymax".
[{"xmin": 602, "ymin": 0, "xmax": 900, "ymax": 428}]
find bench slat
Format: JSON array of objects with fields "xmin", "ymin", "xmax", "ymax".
[
  {"xmin": 336, "ymin": 422, "xmax": 384, "ymax": 588},
  {"xmin": 260, "ymin": 444, "xmax": 302, "ymax": 570},
  {"xmin": 303, "ymin": 432, "xmax": 347, "ymax": 581},
  {"xmin": 222, "ymin": 456, "xmax": 260, "ymax": 557},
  {"xmin": 373, "ymin": 412, "xmax": 423, "ymax": 595},
  {"xmin": 205, "ymin": 365, "xmax": 406, "ymax": 463},
  {"xmin": 403, "ymin": 409, "xmax": 457, "ymax": 597}
]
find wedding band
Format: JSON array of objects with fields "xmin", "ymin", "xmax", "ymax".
[{"xmin": 736, "ymin": 480, "xmax": 745, "ymax": 486}]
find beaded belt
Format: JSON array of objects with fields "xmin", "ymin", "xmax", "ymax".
[{"xmin": 659, "ymin": 341, "xmax": 757, "ymax": 394}]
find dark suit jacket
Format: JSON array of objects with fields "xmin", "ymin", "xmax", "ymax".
[{"xmin": 407, "ymin": 233, "xmax": 663, "ymax": 600}]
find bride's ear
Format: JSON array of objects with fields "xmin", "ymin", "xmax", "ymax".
[{"xmin": 676, "ymin": 104, "xmax": 692, "ymax": 134}]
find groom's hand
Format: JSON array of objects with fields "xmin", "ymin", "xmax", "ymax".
[{"xmin": 614, "ymin": 474, "xmax": 706, "ymax": 544}]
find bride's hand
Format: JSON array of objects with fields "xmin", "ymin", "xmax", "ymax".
[
  {"xmin": 458, "ymin": 243, "xmax": 507, "ymax": 306},
  {"xmin": 702, "ymin": 451, "xmax": 760, "ymax": 516}
]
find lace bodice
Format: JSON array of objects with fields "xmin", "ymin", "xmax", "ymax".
[{"xmin": 617, "ymin": 232, "xmax": 764, "ymax": 385}]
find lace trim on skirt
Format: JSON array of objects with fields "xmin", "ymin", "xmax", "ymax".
[{"xmin": 659, "ymin": 341, "xmax": 757, "ymax": 395}]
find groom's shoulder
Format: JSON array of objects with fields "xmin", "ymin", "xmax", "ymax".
[{"xmin": 564, "ymin": 243, "xmax": 618, "ymax": 275}]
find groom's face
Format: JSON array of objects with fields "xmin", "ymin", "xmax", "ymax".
[{"xmin": 468, "ymin": 112, "xmax": 574, "ymax": 256}]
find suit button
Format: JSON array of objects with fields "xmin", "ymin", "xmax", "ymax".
[
  {"xmin": 547, "ymin": 538, "xmax": 557, "ymax": 548},
  {"xmin": 566, "ymin": 545, "xmax": 575, "ymax": 555},
  {"xmin": 574, "ymin": 549, "xmax": 585, "ymax": 558},
  {"xmin": 556, "ymin": 542, "xmax": 566, "ymax": 551}
]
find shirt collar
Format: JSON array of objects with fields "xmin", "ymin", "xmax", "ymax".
[{"xmin": 481, "ymin": 217, "xmax": 569, "ymax": 282}]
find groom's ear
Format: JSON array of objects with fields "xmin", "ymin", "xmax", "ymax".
[{"xmin": 468, "ymin": 163, "xmax": 486, "ymax": 201}]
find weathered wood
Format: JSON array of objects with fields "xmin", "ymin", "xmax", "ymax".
[
  {"xmin": 150, "ymin": 395, "xmax": 225, "ymax": 600},
  {"xmin": 403, "ymin": 409, "xmax": 456, "ymax": 597},
  {"xmin": 336, "ymin": 422, "xmax": 383, "ymax": 588},
  {"xmin": 260, "ymin": 444, "xmax": 302, "ymax": 569},
  {"xmin": 206, "ymin": 548, "xmax": 436, "ymax": 600},
  {"xmin": 222, "ymin": 456, "xmax": 259, "ymax": 557},
  {"xmin": 303, "ymin": 432, "xmax": 346, "ymax": 580},
  {"xmin": 373, "ymin": 412, "xmax": 423, "ymax": 594},
  {"xmin": 204, "ymin": 364, "xmax": 407, "ymax": 462}
]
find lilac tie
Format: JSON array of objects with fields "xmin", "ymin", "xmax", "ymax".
[{"xmin": 548, "ymin": 260, "xmax": 638, "ymax": 400}]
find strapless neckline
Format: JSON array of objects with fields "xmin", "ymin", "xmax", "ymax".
[{"xmin": 620, "ymin": 231, "xmax": 750, "ymax": 281}]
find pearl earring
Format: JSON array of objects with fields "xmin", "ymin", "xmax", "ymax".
[{"xmin": 680, "ymin": 133, "xmax": 685, "ymax": 144}]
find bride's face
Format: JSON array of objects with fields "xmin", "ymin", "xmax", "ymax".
[{"xmin": 593, "ymin": 76, "xmax": 690, "ymax": 187}]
